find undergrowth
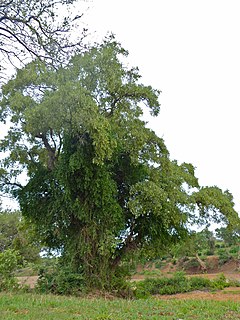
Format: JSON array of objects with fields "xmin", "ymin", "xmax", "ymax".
[{"xmin": 133, "ymin": 272, "xmax": 239, "ymax": 298}]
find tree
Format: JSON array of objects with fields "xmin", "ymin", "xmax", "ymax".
[
  {"xmin": 0, "ymin": 0, "xmax": 87, "ymax": 80},
  {"xmin": 216, "ymin": 226, "xmax": 240, "ymax": 247},
  {"xmin": 0, "ymin": 210, "xmax": 19, "ymax": 252},
  {"xmin": 0, "ymin": 39, "xmax": 239, "ymax": 289},
  {"xmin": 172, "ymin": 229, "xmax": 216, "ymax": 258},
  {"xmin": 0, "ymin": 210, "xmax": 40, "ymax": 263},
  {"xmin": 0, "ymin": 249, "xmax": 19, "ymax": 291}
]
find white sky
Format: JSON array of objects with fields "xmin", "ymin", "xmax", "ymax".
[{"xmin": 83, "ymin": 0, "xmax": 240, "ymax": 212}]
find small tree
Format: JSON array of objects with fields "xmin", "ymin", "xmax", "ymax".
[
  {"xmin": 216, "ymin": 227, "xmax": 240, "ymax": 247},
  {"xmin": 0, "ymin": 211, "xmax": 19, "ymax": 252},
  {"xmin": 0, "ymin": 249, "xmax": 19, "ymax": 291},
  {"xmin": 0, "ymin": 211, "xmax": 40, "ymax": 264},
  {"xmin": 172, "ymin": 229, "xmax": 215, "ymax": 258},
  {"xmin": 0, "ymin": 39, "xmax": 239, "ymax": 290}
]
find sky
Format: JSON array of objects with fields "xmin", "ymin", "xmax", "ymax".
[
  {"xmin": 1, "ymin": 0, "xmax": 240, "ymax": 215},
  {"xmin": 82, "ymin": 0, "xmax": 240, "ymax": 213}
]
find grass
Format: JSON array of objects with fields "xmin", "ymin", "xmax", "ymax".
[
  {"xmin": 1, "ymin": 293, "xmax": 240, "ymax": 319},
  {"xmin": 136, "ymin": 269, "xmax": 162, "ymax": 277}
]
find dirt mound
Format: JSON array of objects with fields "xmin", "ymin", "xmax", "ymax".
[
  {"xmin": 219, "ymin": 259, "xmax": 238, "ymax": 273},
  {"xmin": 176, "ymin": 256, "xmax": 239, "ymax": 275}
]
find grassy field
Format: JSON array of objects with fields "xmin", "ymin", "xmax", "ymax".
[{"xmin": 1, "ymin": 293, "xmax": 240, "ymax": 319}]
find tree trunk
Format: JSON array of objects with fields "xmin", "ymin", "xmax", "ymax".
[{"xmin": 195, "ymin": 253, "xmax": 207, "ymax": 272}]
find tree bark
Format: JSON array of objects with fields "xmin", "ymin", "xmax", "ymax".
[{"xmin": 195, "ymin": 253, "xmax": 207, "ymax": 272}]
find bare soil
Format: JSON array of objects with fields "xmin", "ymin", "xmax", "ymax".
[{"xmin": 17, "ymin": 276, "xmax": 39, "ymax": 289}]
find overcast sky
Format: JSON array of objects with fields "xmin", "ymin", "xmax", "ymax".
[{"xmin": 82, "ymin": 0, "xmax": 240, "ymax": 212}]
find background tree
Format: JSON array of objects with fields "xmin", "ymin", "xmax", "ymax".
[
  {"xmin": 0, "ymin": 210, "xmax": 40, "ymax": 264},
  {"xmin": 216, "ymin": 226, "xmax": 240, "ymax": 247},
  {"xmin": 0, "ymin": 0, "xmax": 87, "ymax": 81},
  {"xmin": 0, "ymin": 210, "xmax": 19, "ymax": 252},
  {"xmin": 172, "ymin": 229, "xmax": 216, "ymax": 258},
  {"xmin": 0, "ymin": 39, "xmax": 239, "ymax": 290}
]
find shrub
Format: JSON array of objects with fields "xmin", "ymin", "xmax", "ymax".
[
  {"xmin": 134, "ymin": 272, "xmax": 191, "ymax": 298},
  {"xmin": 189, "ymin": 276, "xmax": 211, "ymax": 290},
  {"xmin": 229, "ymin": 246, "xmax": 239, "ymax": 255},
  {"xmin": 36, "ymin": 267, "xmax": 85, "ymax": 295},
  {"xmin": 0, "ymin": 249, "xmax": 19, "ymax": 291},
  {"xmin": 217, "ymin": 249, "xmax": 231, "ymax": 265},
  {"xmin": 133, "ymin": 272, "xmax": 234, "ymax": 298},
  {"xmin": 205, "ymin": 250, "xmax": 214, "ymax": 256},
  {"xmin": 210, "ymin": 273, "xmax": 230, "ymax": 290}
]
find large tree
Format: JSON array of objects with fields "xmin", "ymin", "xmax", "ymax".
[
  {"xmin": 0, "ymin": 0, "xmax": 87, "ymax": 81},
  {"xmin": 0, "ymin": 39, "xmax": 239, "ymax": 289}
]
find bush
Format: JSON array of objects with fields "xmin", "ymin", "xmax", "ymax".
[
  {"xmin": 217, "ymin": 249, "xmax": 231, "ymax": 265},
  {"xmin": 205, "ymin": 250, "xmax": 214, "ymax": 256},
  {"xmin": 189, "ymin": 276, "xmax": 211, "ymax": 290},
  {"xmin": 0, "ymin": 249, "xmax": 19, "ymax": 291},
  {"xmin": 36, "ymin": 267, "xmax": 85, "ymax": 296},
  {"xmin": 210, "ymin": 273, "xmax": 229, "ymax": 290},
  {"xmin": 133, "ymin": 272, "xmax": 233, "ymax": 298},
  {"xmin": 229, "ymin": 246, "xmax": 239, "ymax": 255},
  {"xmin": 183, "ymin": 258, "xmax": 200, "ymax": 269},
  {"xmin": 134, "ymin": 272, "xmax": 191, "ymax": 298}
]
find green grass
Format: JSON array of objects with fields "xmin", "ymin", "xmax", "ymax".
[{"xmin": 1, "ymin": 293, "xmax": 240, "ymax": 319}]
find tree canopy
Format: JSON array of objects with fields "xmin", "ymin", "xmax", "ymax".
[
  {"xmin": 0, "ymin": 39, "xmax": 239, "ymax": 288},
  {"xmin": 0, "ymin": 0, "xmax": 87, "ymax": 81}
]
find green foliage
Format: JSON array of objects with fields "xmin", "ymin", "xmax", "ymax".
[
  {"xmin": 189, "ymin": 276, "xmax": 211, "ymax": 289},
  {"xmin": 134, "ymin": 272, "xmax": 232, "ymax": 298},
  {"xmin": 0, "ymin": 38, "xmax": 239, "ymax": 291},
  {"xmin": 216, "ymin": 226, "xmax": 240, "ymax": 246},
  {"xmin": 192, "ymin": 187, "xmax": 238, "ymax": 226},
  {"xmin": 0, "ymin": 211, "xmax": 40, "ymax": 264},
  {"xmin": 171, "ymin": 228, "xmax": 217, "ymax": 258},
  {"xmin": 217, "ymin": 248, "xmax": 232, "ymax": 265},
  {"xmin": 229, "ymin": 245, "xmax": 239, "ymax": 256},
  {"xmin": 0, "ymin": 211, "xmax": 19, "ymax": 252},
  {"xmin": 37, "ymin": 266, "xmax": 85, "ymax": 296},
  {"xmin": 0, "ymin": 249, "xmax": 19, "ymax": 291},
  {"xmin": 210, "ymin": 273, "xmax": 229, "ymax": 290},
  {"xmin": 134, "ymin": 272, "xmax": 189, "ymax": 298}
]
